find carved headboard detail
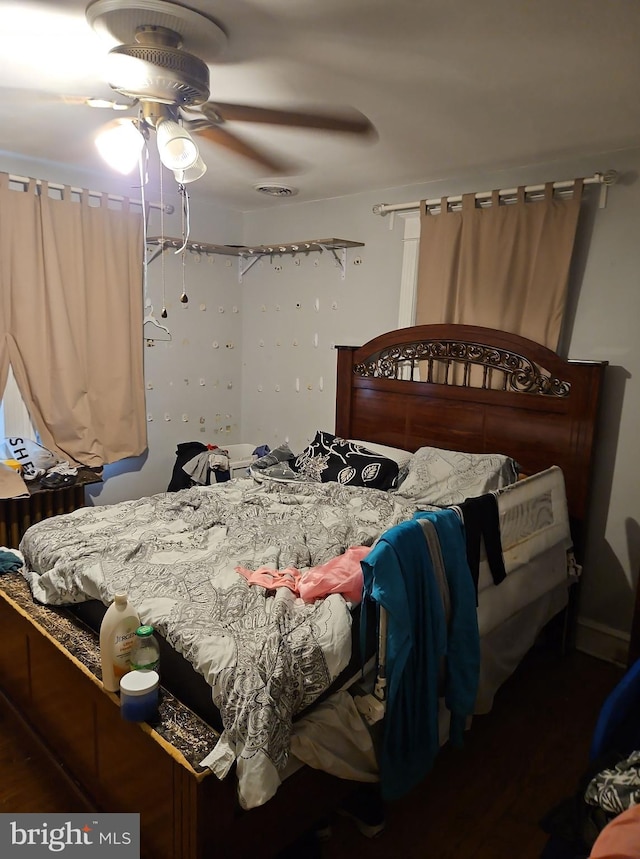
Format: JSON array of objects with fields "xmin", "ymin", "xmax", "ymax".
[{"xmin": 354, "ymin": 338, "xmax": 571, "ymax": 397}]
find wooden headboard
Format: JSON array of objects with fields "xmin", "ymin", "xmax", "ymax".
[{"xmin": 335, "ymin": 324, "xmax": 607, "ymax": 556}]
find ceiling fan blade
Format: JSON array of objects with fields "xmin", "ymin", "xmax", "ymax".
[
  {"xmin": 201, "ymin": 101, "xmax": 374, "ymax": 135},
  {"xmin": 192, "ymin": 124, "xmax": 295, "ymax": 174}
]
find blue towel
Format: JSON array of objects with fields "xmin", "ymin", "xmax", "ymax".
[
  {"xmin": 0, "ymin": 549, "xmax": 22, "ymax": 573},
  {"xmin": 414, "ymin": 510, "xmax": 480, "ymax": 746}
]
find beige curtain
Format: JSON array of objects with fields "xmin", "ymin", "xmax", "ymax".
[
  {"xmin": 0, "ymin": 173, "xmax": 147, "ymax": 466},
  {"xmin": 415, "ymin": 180, "xmax": 584, "ymax": 350}
]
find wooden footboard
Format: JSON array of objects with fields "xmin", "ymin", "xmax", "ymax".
[{"xmin": 0, "ymin": 574, "xmax": 353, "ymax": 859}]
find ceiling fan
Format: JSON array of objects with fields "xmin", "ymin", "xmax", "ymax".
[{"xmin": 85, "ymin": 0, "xmax": 374, "ymax": 182}]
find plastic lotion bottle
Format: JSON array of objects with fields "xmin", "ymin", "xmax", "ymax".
[{"xmin": 99, "ymin": 593, "xmax": 141, "ymax": 692}]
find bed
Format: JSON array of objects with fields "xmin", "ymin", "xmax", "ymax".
[{"xmin": 0, "ymin": 324, "xmax": 606, "ymax": 858}]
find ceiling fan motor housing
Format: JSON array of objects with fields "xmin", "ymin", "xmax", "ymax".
[{"xmin": 108, "ymin": 41, "xmax": 210, "ymax": 106}]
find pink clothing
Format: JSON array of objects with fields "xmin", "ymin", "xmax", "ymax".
[
  {"xmin": 235, "ymin": 566, "xmax": 301, "ymax": 593},
  {"xmin": 590, "ymin": 803, "xmax": 640, "ymax": 858},
  {"xmin": 235, "ymin": 545, "xmax": 370, "ymax": 604},
  {"xmin": 298, "ymin": 545, "xmax": 369, "ymax": 604}
]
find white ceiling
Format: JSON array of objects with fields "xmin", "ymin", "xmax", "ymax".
[{"xmin": 1, "ymin": 0, "xmax": 639, "ymax": 211}]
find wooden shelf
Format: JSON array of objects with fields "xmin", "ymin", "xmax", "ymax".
[
  {"xmin": 146, "ymin": 236, "xmax": 364, "ymax": 257},
  {"xmin": 146, "ymin": 236, "xmax": 365, "ymax": 281}
]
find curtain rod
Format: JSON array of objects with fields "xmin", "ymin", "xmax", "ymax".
[
  {"xmin": 372, "ymin": 170, "xmax": 618, "ymax": 216},
  {"xmin": 7, "ymin": 173, "xmax": 174, "ymax": 214}
]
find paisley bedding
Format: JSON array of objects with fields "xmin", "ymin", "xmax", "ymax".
[
  {"xmin": 16, "ymin": 447, "xmax": 545, "ymax": 809},
  {"xmin": 19, "ymin": 477, "xmax": 413, "ymax": 809}
]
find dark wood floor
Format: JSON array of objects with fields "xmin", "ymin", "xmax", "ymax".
[
  {"xmin": 0, "ymin": 645, "xmax": 625, "ymax": 859},
  {"xmin": 322, "ymin": 645, "xmax": 624, "ymax": 859}
]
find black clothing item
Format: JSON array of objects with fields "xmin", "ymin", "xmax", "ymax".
[
  {"xmin": 167, "ymin": 442, "xmax": 208, "ymax": 492},
  {"xmin": 459, "ymin": 493, "xmax": 507, "ymax": 603},
  {"xmin": 539, "ymin": 750, "xmax": 624, "ymax": 858}
]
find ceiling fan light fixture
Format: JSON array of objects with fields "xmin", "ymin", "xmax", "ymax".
[
  {"xmin": 86, "ymin": 97, "xmax": 132, "ymax": 111},
  {"xmin": 103, "ymin": 49, "xmax": 152, "ymax": 95},
  {"xmin": 173, "ymin": 155, "xmax": 207, "ymax": 184},
  {"xmin": 155, "ymin": 118, "xmax": 198, "ymax": 170},
  {"xmin": 95, "ymin": 117, "xmax": 145, "ymax": 174}
]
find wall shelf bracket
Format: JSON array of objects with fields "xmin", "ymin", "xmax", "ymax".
[
  {"xmin": 146, "ymin": 244, "xmax": 167, "ymax": 265},
  {"xmin": 238, "ymin": 254, "xmax": 261, "ymax": 283},
  {"xmin": 317, "ymin": 244, "xmax": 348, "ymax": 279}
]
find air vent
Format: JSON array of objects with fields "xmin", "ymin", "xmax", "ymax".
[{"xmin": 253, "ymin": 183, "xmax": 299, "ymax": 197}]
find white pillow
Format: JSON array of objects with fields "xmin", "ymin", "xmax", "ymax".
[
  {"xmin": 393, "ymin": 445, "xmax": 520, "ymax": 505},
  {"xmin": 348, "ymin": 440, "xmax": 413, "ymax": 470}
]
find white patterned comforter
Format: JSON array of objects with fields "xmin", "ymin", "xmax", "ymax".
[{"xmin": 20, "ymin": 478, "xmax": 412, "ymax": 809}]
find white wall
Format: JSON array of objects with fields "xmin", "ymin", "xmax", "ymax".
[
  {"xmin": 239, "ymin": 194, "xmax": 408, "ymax": 454},
  {"xmin": 240, "ymin": 146, "xmax": 640, "ymax": 654}
]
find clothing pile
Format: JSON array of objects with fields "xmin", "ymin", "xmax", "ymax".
[
  {"xmin": 0, "ymin": 547, "xmax": 23, "ymax": 573},
  {"xmin": 0, "ymin": 437, "xmax": 79, "ymax": 497},
  {"xmin": 541, "ymin": 748, "xmax": 640, "ymax": 857},
  {"xmin": 167, "ymin": 442, "xmax": 269, "ymax": 491},
  {"xmin": 38, "ymin": 461, "xmax": 79, "ymax": 489},
  {"xmin": 1, "ymin": 436, "xmax": 60, "ymax": 482}
]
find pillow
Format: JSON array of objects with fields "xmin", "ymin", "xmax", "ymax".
[
  {"xmin": 348, "ymin": 440, "xmax": 413, "ymax": 470},
  {"xmin": 295, "ymin": 431, "xmax": 399, "ymax": 490},
  {"xmin": 393, "ymin": 445, "xmax": 520, "ymax": 505}
]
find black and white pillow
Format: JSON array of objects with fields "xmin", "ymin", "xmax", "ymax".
[{"xmin": 294, "ymin": 431, "xmax": 399, "ymax": 490}]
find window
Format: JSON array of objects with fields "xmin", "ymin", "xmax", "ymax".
[{"xmin": 0, "ymin": 365, "xmax": 37, "ymax": 441}]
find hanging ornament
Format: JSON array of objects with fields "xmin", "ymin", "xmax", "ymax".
[{"xmin": 179, "ymin": 245, "xmax": 188, "ymax": 303}]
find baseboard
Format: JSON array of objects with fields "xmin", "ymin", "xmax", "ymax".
[{"xmin": 575, "ymin": 617, "xmax": 630, "ymax": 667}]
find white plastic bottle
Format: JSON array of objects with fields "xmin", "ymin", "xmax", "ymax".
[{"xmin": 99, "ymin": 593, "xmax": 141, "ymax": 692}]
